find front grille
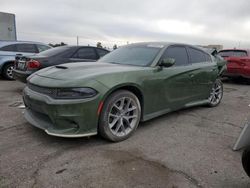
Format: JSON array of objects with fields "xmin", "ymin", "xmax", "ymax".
[{"xmin": 27, "ymin": 83, "xmax": 57, "ymax": 98}]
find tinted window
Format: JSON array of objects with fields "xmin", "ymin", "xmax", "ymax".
[
  {"xmin": 163, "ymin": 46, "xmax": 188, "ymax": 66},
  {"xmin": 204, "ymin": 53, "xmax": 212, "ymax": 62},
  {"xmin": 99, "ymin": 45, "xmax": 162, "ymax": 66},
  {"xmin": 218, "ymin": 50, "xmax": 247, "ymax": 57},
  {"xmin": 16, "ymin": 44, "xmax": 37, "ymax": 53},
  {"xmin": 38, "ymin": 46, "xmax": 70, "ymax": 56},
  {"xmin": 37, "ymin": 44, "xmax": 51, "ymax": 52},
  {"xmin": 73, "ymin": 48, "xmax": 97, "ymax": 59},
  {"xmin": 188, "ymin": 48, "xmax": 206, "ymax": 63},
  {"xmin": 0, "ymin": 44, "xmax": 17, "ymax": 51},
  {"xmin": 96, "ymin": 48, "xmax": 109, "ymax": 58}
]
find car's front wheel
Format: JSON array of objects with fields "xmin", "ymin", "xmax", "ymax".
[
  {"xmin": 3, "ymin": 63, "xmax": 15, "ymax": 80},
  {"xmin": 99, "ymin": 90, "xmax": 141, "ymax": 142},
  {"xmin": 208, "ymin": 78, "xmax": 223, "ymax": 107}
]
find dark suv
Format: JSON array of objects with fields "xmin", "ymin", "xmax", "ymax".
[
  {"xmin": 13, "ymin": 46, "xmax": 109, "ymax": 83},
  {"xmin": 0, "ymin": 41, "xmax": 51, "ymax": 80}
]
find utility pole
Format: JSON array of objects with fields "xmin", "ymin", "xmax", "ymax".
[{"xmin": 77, "ymin": 36, "xmax": 79, "ymax": 46}]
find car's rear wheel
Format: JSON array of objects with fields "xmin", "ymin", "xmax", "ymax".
[
  {"xmin": 99, "ymin": 90, "xmax": 141, "ymax": 142},
  {"xmin": 3, "ymin": 63, "xmax": 15, "ymax": 80},
  {"xmin": 208, "ymin": 78, "xmax": 223, "ymax": 107}
]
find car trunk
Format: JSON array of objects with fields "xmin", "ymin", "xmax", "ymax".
[
  {"xmin": 205, "ymin": 48, "xmax": 227, "ymax": 75},
  {"xmin": 15, "ymin": 54, "xmax": 49, "ymax": 71}
]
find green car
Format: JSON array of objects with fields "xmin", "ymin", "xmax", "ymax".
[{"xmin": 23, "ymin": 42, "xmax": 225, "ymax": 142}]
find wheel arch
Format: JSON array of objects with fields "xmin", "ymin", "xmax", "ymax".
[
  {"xmin": 100, "ymin": 83, "xmax": 144, "ymax": 119},
  {"xmin": 1, "ymin": 61, "xmax": 15, "ymax": 74}
]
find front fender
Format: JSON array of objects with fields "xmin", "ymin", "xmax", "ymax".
[{"xmin": 100, "ymin": 82, "xmax": 143, "ymax": 102}]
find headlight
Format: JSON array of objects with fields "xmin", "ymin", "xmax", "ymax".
[{"xmin": 56, "ymin": 88, "xmax": 98, "ymax": 99}]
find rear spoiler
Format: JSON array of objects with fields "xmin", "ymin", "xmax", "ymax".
[
  {"xmin": 202, "ymin": 48, "xmax": 218, "ymax": 56},
  {"xmin": 202, "ymin": 48, "xmax": 227, "ymax": 75}
]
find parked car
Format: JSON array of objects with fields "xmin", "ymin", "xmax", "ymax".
[
  {"xmin": 0, "ymin": 41, "xmax": 51, "ymax": 80},
  {"xmin": 218, "ymin": 49, "xmax": 250, "ymax": 79},
  {"xmin": 23, "ymin": 42, "xmax": 226, "ymax": 142},
  {"xmin": 13, "ymin": 46, "xmax": 109, "ymax": 83}
]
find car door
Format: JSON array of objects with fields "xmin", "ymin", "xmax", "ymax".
[
  {"xmin": 156, "ymin": 45, "xmax": 195, "ymax": 110},
  {"xmin": 69, "ymin": 47, "xmax": 98, "ymax": 62},
  {"xmin": 187, "ymin": 47, "xmax": 218, "ymax": 100}
]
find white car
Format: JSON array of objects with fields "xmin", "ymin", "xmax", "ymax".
[{"xmin": 0, "ymin": 41, "xmax": 51, "ymax": 80}]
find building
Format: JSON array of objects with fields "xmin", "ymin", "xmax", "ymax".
[
  {"xmin": 0, "ymin": 12, "xmax": 17, "ymax": 41},
  {"xmin": 201, "ymin": 44, "xmax": 223, "ymax": 51}
]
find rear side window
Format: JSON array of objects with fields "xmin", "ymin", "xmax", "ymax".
[
  {"xmin": 37, "ymin": 44, "xmax": 51, "ymax": 52},
  {"xmin": 96, "ymin": 48, "xmax": 109, "ymax": 58},
  {"xmin": 16, "ymin": 44, "xmax": 37, "ymax": 53},
  {"xmin": 204, "ymin": 53, "xmax": 212, "ymax": 62},
  {"xmin": 38, "ymin": 46, "xmax": 69, "ymax": 56},
  {"xmin": 218, "ymin": 50, "xmax": 247, "ymax": 57},
  {"xmin": 0, "ymin": 44, "xmax": 17, "ymax": 51},
  {"xmin": 188, "ymin": 47, "xmax": 207, "ymax": 63},
  {"xmin": 162, "ymin": 46, "xmax": 189, "ymax": 66},
  {"xmin": 73, "ymin": 48, "xmax": 97, "ymax": 59}
]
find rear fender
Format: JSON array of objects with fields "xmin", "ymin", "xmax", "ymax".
[{"xmin": 217, "ymin": 58, "xmax": 227, "ymax": 76}]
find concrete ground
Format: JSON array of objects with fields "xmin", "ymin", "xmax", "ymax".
[{"xmin": 0, "ymin": 79, "xmax": 250, "ymax": 188}]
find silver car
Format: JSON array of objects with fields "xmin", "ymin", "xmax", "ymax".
[{"xmin": 0, "ymin": 41, "xmax": 51, "ymax": 80}]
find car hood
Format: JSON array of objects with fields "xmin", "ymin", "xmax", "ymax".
[{"xmin": 35, "ymin": 62, "xmax": 145, "ymax": 80}]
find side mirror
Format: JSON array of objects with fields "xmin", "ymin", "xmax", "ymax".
[{"xmin": 160, "ymin": 58, "xmax": 175, "ymax": 67}]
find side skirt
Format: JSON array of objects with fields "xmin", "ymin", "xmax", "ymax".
[{"xmin": 141, "ymin": 99, "xmax": 209, "ymax": 122}]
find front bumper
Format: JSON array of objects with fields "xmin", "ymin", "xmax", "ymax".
[
  {"xmin": 23, "ymin": 86, "xmax": 100, "ymax": 137},
  {"xmin": 13, "ymin": 69, "xmax": 32, "ymax": 83}
]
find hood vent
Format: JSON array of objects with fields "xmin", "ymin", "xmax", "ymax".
[{"xmin": 55, "ymin": 65, "xmax": 68, "ymax": 69}]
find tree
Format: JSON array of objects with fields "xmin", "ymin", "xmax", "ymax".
[
  {"xmin": 113, "ymin": 44, "xmax": 118, "ymax": 50},
  {"xmin": 48, "ymin": 42, "xmax": 67, "ymax": 47},
  {"xmin": 96, "ymin": 42, "xmax": 102, "ymax": 48}
]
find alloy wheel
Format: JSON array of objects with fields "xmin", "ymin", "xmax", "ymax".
[
  {"xmin": 6, "ymin": 65, "xmax": 14, "ymax": 79},
  {"xmin": 108, "ymin": 97, "xmax": 139, "ymax": 137},
  {"xmin": 208, "ymin": 80, "xmax": 223, "ymax": 106}
]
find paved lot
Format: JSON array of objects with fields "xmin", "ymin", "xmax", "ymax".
[{"xmin": 0, "ymin": 79, "xmax": 250, "ymax": 188}]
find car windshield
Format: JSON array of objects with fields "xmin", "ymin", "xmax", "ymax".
[
  {"xmin": 218, "ymin": 50, "xmax": 247, "ymax": 57},
  {"xmin": 98, "ymin": 45, "xmax": 162, "ymax": 66},
  {"xmin": 37, "ymin": 46, "xmax": 70, "ymax": 56}
]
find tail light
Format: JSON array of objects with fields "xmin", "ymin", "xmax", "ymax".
[{"xmin": 27, "ymin": 60, "xmax": 41, "ymax": 69}]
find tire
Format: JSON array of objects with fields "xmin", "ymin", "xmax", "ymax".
[
  {"xmin": 208, "ymin": 78, "xmax": 223, "ymax": 107},
  {"xmin": 99, "ymin": 90, "xmax": 141, "ymax": 142},
  {"xmin": 2, "ymin": 63, "xmax": 15, "ymax": 80},
  {"xmin": 242, "ymin": 148, "xmax": 250, "ymax": 177}
]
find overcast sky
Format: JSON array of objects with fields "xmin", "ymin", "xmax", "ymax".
[{"xmin": 2, "ymin": 0, "xmax": 250, "ymax": 48}]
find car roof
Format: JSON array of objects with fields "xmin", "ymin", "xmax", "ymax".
[
  {"xmin": 0, "ymin": 40, "xmax": 51, "ymax": 48},
  {"xmin": 126, "ymin": 42, "xmax": 208, "ymax": 53},
  {"xmin": 66, "ymin": 45, "xmax": 110, "ymax": 50}
]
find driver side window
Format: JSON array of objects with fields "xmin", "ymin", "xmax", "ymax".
[{"xmin": 162, "ymin": 46, "xmax": 189, "ymax": 66}]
